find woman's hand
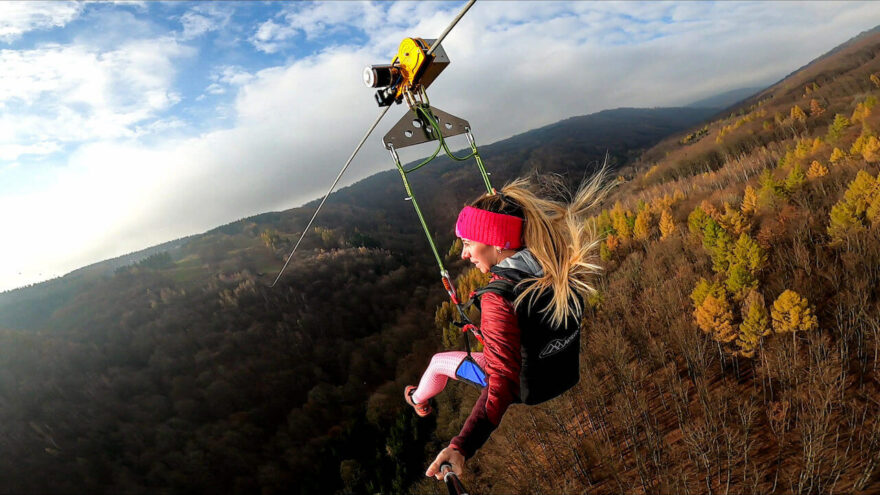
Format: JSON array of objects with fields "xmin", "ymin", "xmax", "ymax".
[{"xmin": 425, "ymin": 446, "xmax": 465, "ymax": 480}]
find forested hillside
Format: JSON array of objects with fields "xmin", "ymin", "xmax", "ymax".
[
  {"xmin": 6, "ymin": 20, "xmax": 880, "ymax": 495},
  {"xmin": 0, "ymin": 106, "xmax": 713, "ymax": 493},
  {"xmin": 410, "ymin": 26, "xmax": 880, "ymax": 495}
]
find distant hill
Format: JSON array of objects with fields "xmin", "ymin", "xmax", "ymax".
[
  {"xmin": 0, "ymin": 106, "xmax": 715, "ymax": 332},
  {"xmin": 686, "ymin": 86, "xmax": 764, "ymax": 110}
]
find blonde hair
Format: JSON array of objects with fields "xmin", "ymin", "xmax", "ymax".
[{"xmin": 471, "ymin": 168, "xmax": 609, "ymax": 326}]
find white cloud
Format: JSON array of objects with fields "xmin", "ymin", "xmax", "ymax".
[
  {"xmin": 251, "ymin": 19, "xmax": 295, "ymax": 54},
  {"xmin": 250, "ymin": 1, "xmax": 389, "ymax": 53},
  {"xmin": 0, "ymin": 1, "xmax": 83, "ymax": 42},
  {"xmin": 179, "ymin": 4, "xmax": 232, "ymax": 40},
  {"xmin": 0, "ymin": 38, "xmax": 191, "ymax": 161},
  {"xmin": 0, "ymin": 142, "xmax": 60, "ymax": 161}
]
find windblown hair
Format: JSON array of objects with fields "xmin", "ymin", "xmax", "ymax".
[{"xmin": 470, "ymin": 168, "xmax": 609, "ymax": 326}]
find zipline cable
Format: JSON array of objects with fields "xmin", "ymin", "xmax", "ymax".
[
  {"xmin": 270, "ymin": 0, "xmax": 477, "ymax": 287},
  {"xmin": 270, "ymin": 105, "xmax": 390, "ymax": 287},
  {"xmin": 428, "ymin": 0, "xmax": 475, "ymax": 56}
]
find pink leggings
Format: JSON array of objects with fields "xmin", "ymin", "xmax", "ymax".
[{"xmin": 411, "ymin": 351, "xmax": 487, "ymax": 404}]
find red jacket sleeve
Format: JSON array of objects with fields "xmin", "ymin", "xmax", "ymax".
[{"xmin": 449, "ymin": 290, "xmax": 521, "ymax": 458}]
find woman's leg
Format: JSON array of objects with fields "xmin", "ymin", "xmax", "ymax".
[{"xmin": 411, "ymin": 351, "xmax": 485, "ymax": 404}]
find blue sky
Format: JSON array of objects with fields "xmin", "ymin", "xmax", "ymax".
[{"xmin": 2, "ymin": 1, "xmax": 880, "ymax": 292}]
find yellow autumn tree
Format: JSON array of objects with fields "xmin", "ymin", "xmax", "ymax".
[
  {"xmin": 691, "ymin": 277, "xmax": 724, "ymax": 308},
  {"xmin": 872, "ymin": 73, "xmax": 880, "ymax": 89},
  {"xmin": 651, "ymin": 193, "xmax": 678, "ymax": 211},
  {"xmin": 790, "ymin": 105, "xmax": 807, "ymax": 123},
  {"xmin": 827, "ymin": 170, "xmax": 880, "ymax": 244},
  {"xmin": 809, "ymin": 99, "xmax": 825, "ymax": 117},
  {"xmin": 862, "ymin": 136, "xmax": 880, "ymax": 163},
  {"xmin": 722, "ymin": 202, "xmax": 749, "ymax": 236},
  {"xmin": 611, "ymin": 202, "xmax": 633, "ymax": 240},
  {"xmin": 770, "ymin": 290, "xmax": 818, "ymax": 340},
  {"xmin": 659, "ymin": 209, "xmax": 676, "ymax": 240},
  {"xmin": 741, "ymin": 185, "xmax": 758, "ymax": 216},
  {"xmin": 695, "ymin": 292, "xmax": 737, "ymax": 344},
  {"xmin": 794, "ymin": 138, "xmax": 812, "ymax": 159},
  {"xmin": 737, "ymin": 290, "xmax": 771, "ymax": 358},
  {"xmin": 700, "ymin": 200, "xmax": 722, "ymax": 222},
  {"xmin": 633, "ymin": 208, "xmax": 653, "ymax": 241},
  {"xmin": 851, "ymin": 97, "xmax": 875, "ymax": 123},
  {"xmin": 850, "ymin": 128, "xmax": 874, "ymax": 156},
  {"xmin": 807, "ymin": 160, "xmax": 829, "ymax": 178},
  {"xmin": 830, "ymin": 147, "xmax": 846, "ymax": 164},
  {"xmin": 606, "ymin": 233, "xmax": 620, "ymax": 252}
]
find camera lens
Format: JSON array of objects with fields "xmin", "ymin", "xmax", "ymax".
[{"xmin": 363, "ymin": 65, "xmax": 395, "ymax": 88}]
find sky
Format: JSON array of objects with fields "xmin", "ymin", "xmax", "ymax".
[{"xmin": 2, "ymin": 1, "xmax": 880, "ymax": 292}]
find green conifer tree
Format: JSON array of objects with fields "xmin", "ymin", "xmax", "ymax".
[
  {"xmin": 702, "ymin": 219, "xmax": 734, "ymax": 274},
  {"xmin": 691, "ymin": 277, "xmax": 724, "ymax": 308},
  {"xmin": 843, "ymin": 170, "xmax": 878, "ymax": 217},
  {"xmin": 784, "ymin": 162, "xmax": 806, "ymax": 193},
  {"xmin": 725, "ymin": 233, "xmax": 767, "ymax": 297},
  {"xmin": 688, "ymin": 206, "xmax": 710, "ymax": 237},
  {"xmin": 757, "ymin": 169, "xmax": 784, "ymax": 211},
  {"xmin": 826, "ymin": 113, "xmax": 851, "ymax": 143},
  {"xmin": 828, "ymin": 200, "xmax": 864, "ymax": 244}
]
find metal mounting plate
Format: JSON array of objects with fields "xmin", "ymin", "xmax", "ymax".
[{"xmin": 383, "ymin": 106, "xmax": 470, "ymax": 150}]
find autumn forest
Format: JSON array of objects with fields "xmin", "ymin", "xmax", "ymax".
[{"xmin": 2, "ymin": 23, "xmax": 880, "ymax": 495}]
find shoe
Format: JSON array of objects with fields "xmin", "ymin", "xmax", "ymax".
[{"xmin": 404, "ymin": 385, "xmax": 433, "ymax": 417}]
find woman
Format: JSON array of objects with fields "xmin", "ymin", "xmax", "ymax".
[{"xmin": 404, "ymin": 174, "xmax": 606, "ymax": 481}]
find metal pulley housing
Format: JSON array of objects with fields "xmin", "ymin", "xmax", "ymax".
[{"xmin": 364, "ymin": 37, "xmax": 449, "ymax": 107}]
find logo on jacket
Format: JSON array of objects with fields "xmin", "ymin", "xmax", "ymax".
[{"xmin": 538, "ymin": 330, "xmax": 579, "ymax": 358}]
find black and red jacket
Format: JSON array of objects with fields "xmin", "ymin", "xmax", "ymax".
[
  {"xmin": 449, "ymin": 276, "xmax": 521, "ymax": 459},
  {"xmin": 449, "ymin": 249, "xmax": 583, "ymax": 459}
]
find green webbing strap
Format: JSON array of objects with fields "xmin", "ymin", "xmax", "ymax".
[
  {"xmin": 388, "ymin": 104, "xmax": 494, "ymax": 353},
  {"xmin": 413, "ymin": 105, "xmax": 494, "ymax": 195},
  {"xmin": 388, "ymin": 103, "xmax": 494, "ymax": 276},
  {"xmin": 389, "ymin": 147, "xmax": 446, "ymax": 271}
]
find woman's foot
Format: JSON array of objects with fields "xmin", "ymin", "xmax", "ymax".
[{"xmin": 404, "ymin": 385, "xmax": 433, "ymax": 417}]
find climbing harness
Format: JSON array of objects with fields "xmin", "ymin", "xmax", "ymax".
[{"xmin": 470, "ymin": 267, "xmax": 583, "ymax": 405}]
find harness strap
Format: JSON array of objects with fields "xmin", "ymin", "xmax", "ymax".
[{"xmin": 453, "ymin": 279, "xmax": 518, "ymax": 350}]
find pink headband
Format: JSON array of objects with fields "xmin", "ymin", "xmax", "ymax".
[{"xmin": 455, "ymin": 206, "xmax": 523, "ymax": 249}]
